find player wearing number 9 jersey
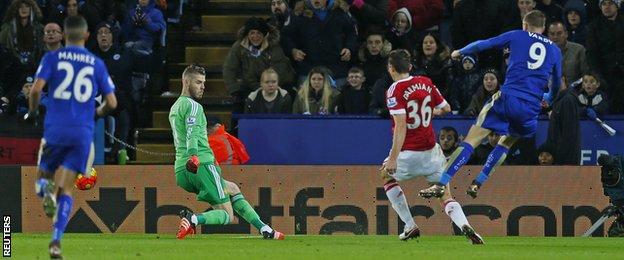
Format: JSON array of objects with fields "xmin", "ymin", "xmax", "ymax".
[
  {"xmin": 420, "ymin": 10, "xmax": 563, "ymax": 200},
  {"xmin": 25, "ymin": 16, "xmax": 117, "ymax": 259},
  {"xmin": 379, "ymin": 49, "xmax": 484, "ymax": 244}
]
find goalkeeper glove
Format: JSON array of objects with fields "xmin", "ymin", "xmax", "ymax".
[{"xmin": 186, "ymin": 155, "xmax": 200, "ymax": 173}]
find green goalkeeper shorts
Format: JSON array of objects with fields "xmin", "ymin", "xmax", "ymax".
[{"xmin": 175, "ymin": 164, "xmax": 229, "ymax": 206}]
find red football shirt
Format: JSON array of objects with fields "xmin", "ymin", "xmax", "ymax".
[{"xmin": 386, "ymin": 76, "xmax": 448, "ymax": 151}]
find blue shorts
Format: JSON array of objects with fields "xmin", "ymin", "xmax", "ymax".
[
  {"xmin": 475, "ymin": 92, "xmax": 541, "ymax": 137},
  {"xmin": 38, "ymin": 138, "xmax": 94, "ymax": 174}
]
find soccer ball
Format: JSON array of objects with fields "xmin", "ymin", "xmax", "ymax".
[{"xmin": 75, "ymin": 167, "xmax": 98, "ymax": 190}]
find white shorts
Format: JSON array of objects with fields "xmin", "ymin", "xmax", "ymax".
[{"xmin": 386, "ymin": 143, "xmax": 446, "ymax": 183}]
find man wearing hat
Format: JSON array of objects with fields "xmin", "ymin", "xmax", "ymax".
[
  {"xmin": 587, "ymin": 0, "xmax": 624, "ymax": 113},
  {"xmin": 92, "ymin": 21, "xmax": 134, "ymax": 163},
  {"xmin": 223, "ymin": 17, "xmax": 295, "ymax": 113}
]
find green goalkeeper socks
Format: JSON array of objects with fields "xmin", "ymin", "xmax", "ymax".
[
  {"xmin": 231, "ymin": 193, "xmax": 266, "ymax": 231},
  {"xmin": 197, "ymin": 209, "xmax": 230, "ymax": 225}
]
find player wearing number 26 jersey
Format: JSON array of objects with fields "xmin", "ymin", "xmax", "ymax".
[{"xmin": 25, "ymin": 16, "xmax": 117, "ymax": 259}]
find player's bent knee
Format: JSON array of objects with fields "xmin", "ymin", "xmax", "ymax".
[{"xmin": 225, "ymin": 180, "xmax": 241, "ymax": 195}]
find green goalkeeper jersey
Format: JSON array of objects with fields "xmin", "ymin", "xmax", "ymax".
[{"xmin": 169, "ymin": 96, "xmax": 215, "ymax": 173}]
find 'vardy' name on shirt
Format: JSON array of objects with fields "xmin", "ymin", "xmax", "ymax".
[
  {"xmin": 528, "ymin": 32, "xmax": 553, "ymax": 45},
  {"xmin": 58, "ymin": 51, "xmax": 95, "ymax": 65}
]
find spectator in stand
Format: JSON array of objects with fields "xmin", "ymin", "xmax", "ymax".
[
  {"xmin": 536, "ymin": 142, "xmax": 556, "ymax": 165},
  {"xmin": 14, "ymin": 76, "xmax": 47, "ymax": 117},
  {"xmin": 412, "ymin": 32, "xmax": 453, "ymax": 96},
  {"xmin": 268, "ymin": 0, "xmax": 293, "ymax": 29},
  {"xmin": 121, "ymin": 0, "xmax": 165, "ymax": 69},
  {"xmin": 464, "ymin": 69, "xmax": 501, "ymax": 116},
  {"xmin": 0, "ymin": 45, "xmax": 11, "ymax": 116},
  {"xmin": 547, "ymin": 76, "xmax": 581, "ymax": 165},
  {"xmin": 224, "ymin": 17, "xmax": 295, "ymax": 112},
  {"xmin": 548, "ymin": 21, "xmax": 589, "ymax": 83},
  {"xmin": 286, "ymin": 0, "xmax": 358, "ymax": 87},
  {"xmin": 438, "ymin": 126, "xmax": 459, "ymax": 160},
  {"xmin": 536, "ymin": 0, "xmax": 564, "ymax": 25},
  {"xmin": 368, "ymin": 72, "xmax": 392, "ymax": 117},
  {"xmin": 42, "ymin": 22, "xmax": 62, "ymax": 52},
  {"xmin": 563, "ymin": 0, "xmax": 589, "ymax": 45},
  {"xmin": 452, "ymin": 0, "xmax": 511, "ymax": 69},
  {"xmin": 385, "ymin": 7, "xmax": 417, "ymax": 51},
  {"xmin": 48, "ymin": 0, "xmax": 84, "ymax": 27},
  {"xmin": 507, "ymin": 0, "xmax": 537, "ymax": 30},
  {"xmin": 586, "ymin": 0, "xmax": 624, "ymax": 113},
  {"xmin": 387, "ymin": 0, "xmax": 444, "ymax": 36},
  {"xmin": 0, "ymin": 0, "xmax": 44, "ymax": 97},
  {"xmin": 336, "ymin": 67, "xmax": 370, "ymax": 114},
  {"xmin": 576, "ymin": 72, "xmax": 609, "ymax": 117},
  {"xmin": 346, "ymin": 0, "xmax": 388, "ymax": 35},
  {"xmin": 245, "ymin": 68, "xmax": 293, "ymax": 114},
  {"xmin": 93, "ymin": 22, "xmax": 134, "ymax": 163},
  {"xmin": 449, "ymin": 54, "xmax": 481, "ymax": 113},
  {"xmin": 207, "ymin": 117, "xmax": 250, "ymax": 165},
  {"xmin": 469, "ymin": 132, "xmax": 501, "ymax": 165},
  {"xmin": 292, "ymin": 66, "xmax": 340, "ymax": 115},
  {"xmin": 356, "ymin": 28, "xmax": 391, "ymax": 89}
]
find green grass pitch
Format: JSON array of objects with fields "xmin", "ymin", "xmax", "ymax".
[{"xmin": 10, "ymin": 233, "xmax": 624, "ymax": 259}]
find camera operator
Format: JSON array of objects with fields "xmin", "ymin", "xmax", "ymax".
[{"xmin": 598, "ymin": 154, "xmax": 624, "ymax": 237}]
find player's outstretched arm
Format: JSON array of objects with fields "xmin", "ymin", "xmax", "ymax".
[
  {"xmin": 459, "ymin": 31, "xmax": 515, "ymax": 56},
  {"xmin": 96, "ymin": 93, "xmax": 118, "ymax": 118}
]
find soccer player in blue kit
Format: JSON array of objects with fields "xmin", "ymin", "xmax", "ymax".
[
  {"xmin": 25, "ymin": 16, "xmax": 117, "ymax": 259},
  {"xmin": 419, "ymin": 10, "xmax": 562, "ymax": 199}
]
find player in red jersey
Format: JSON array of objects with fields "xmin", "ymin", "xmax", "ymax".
[{"xmin": 380, "ymin": 49, "xmax": 484, "ymax": 244}]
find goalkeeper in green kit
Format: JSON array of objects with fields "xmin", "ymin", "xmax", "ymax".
[{"xmin": 170, "ymin": 65, "xmax": 284, "ymax": 240}]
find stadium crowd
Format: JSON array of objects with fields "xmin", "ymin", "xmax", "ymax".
[{"xmin": 0, "ymin": 0, "xmax": 621, "ymax": 166}]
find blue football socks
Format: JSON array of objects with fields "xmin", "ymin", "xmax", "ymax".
[
  {"xmin": 52, "ymin": 194, "xmax": 73, "ymax": 242},
  {"xmin": 439, "ymin": 142, "xmax": 475, "ymax": 185},
  {"xmin": 475, "ymin": 145, "xmax": 509, "ymax": 185}
]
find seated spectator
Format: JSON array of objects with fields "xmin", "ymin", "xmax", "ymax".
[
  {"xmin": 388, "ymin": 0, "xmax": 444, "ymax": 35},
  {"xmin": 438, "ymin": 126, "xmax": 459, "ymax": 160},
  {"xmin": 207, "ymin": 117, "xmax": 250, "ymax": 165},
  {"xmin": 0, "ymin": 0, "xmax": 44, "ymax": 76},
  {"xmin": 268, "ymin": 0, "xmax": 293, "ymax": 29},
  {"xmin": 586, "ymin": 0, "xmax": 624, "ymax": 113},
  {"xmin": 14, "ymin": 76, "xmax": 42, "ymax": 117},
  {"xmin": 537, "ymin": 142, "xmax": 556, "ymax": 165},
  {"xmin": 536, "ymin": 0, "xmax": 563, "ymax": 25},
  {"xmin": 357, "ymin": 28, "xmax": 391, "ymax": 89},
  {"xmin": 576, "ymin": 73, "xmax": 609, "ymax": 117},
  {"xmin": 93, "ymin": 22, "xmax": 134, "ymax": 163},
  {"xmin": 346, "ymin": 0, "xmax": 388, "ymax": 35},
  {"xmin": 464, "ymin": 69, "xmax": 500, "ymax": 116},
  {"xmin": 469, "ymin": 132, "xmax": 501, "ymax": 165},
  {"xmin": 412, "ymin": 32, "xmax": 453, "ymax": 95},
  {"xmin": 245, "ymin": 68, "xmax": 293, "ymax": 114},
  {"xmin": 453, "ymin": 0, "xmax": 511, "ymax": 69},
  {"xmin": 368, "ymin": 73, "xmax": 392, "ymax": 117},
  {"xmin": 286, "ymin": 0, "xmax": 358, "ymax": 86},
  {"xmin": 48, "ymin": 0, "xmax": 82, "ymax": 26},
  {"xmin": 449, "ymin": 54, "xmax": 481, "ymax": 113},
  {"xmin": 121, "ymin": 0, "xmax": 165, "ymax": 67},
  {"xmin": 563, "ymin": 0, "xmax": 588, "ymax": 45},
  {"xmin": 506, "ymin": 0, "xmax": 536, "ymax": 31},
  {"xmin": 43, "ymin": 22, "xmax": 63, "ymax": 52},
  {"xmin": 547, "ymin": 21, "xmax": 588, "ymax": 83},
  {"xmin": 224, "ymin": 17, "xmax": 295, "ymax": 112},
  {"xmin": 386, "ymin": 7, "xmax": 417, "ymax": 51},
  {"xmin": 336, "ymin": 67, "xmax": 370, "ymax": 114},
  {"xmin": 292, "ymin": 66, "xmax": 340, "ymax": 115}
]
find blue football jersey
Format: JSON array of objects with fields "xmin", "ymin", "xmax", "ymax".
[
  {"xmin": 35, "ymin": 46, "xmax": 115, "ymax": 145},
  {"xmin": 459, "ymin": 30, "xmax": 562, "ymax": 102}
]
